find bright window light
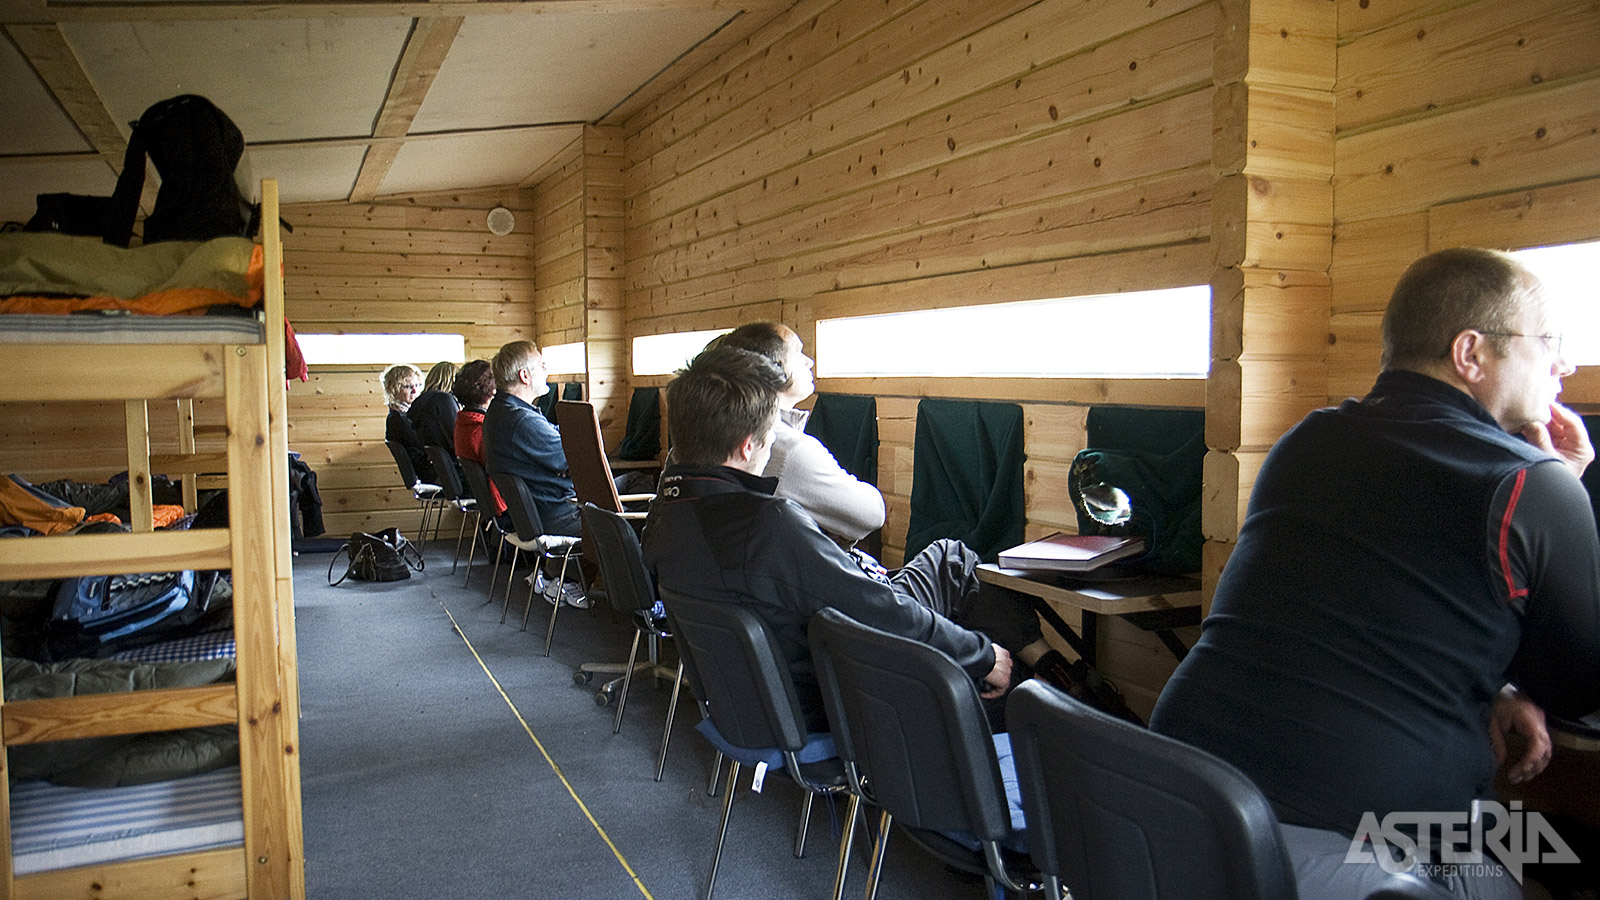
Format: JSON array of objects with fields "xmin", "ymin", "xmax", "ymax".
[
  {"xmin": 633, "ymin": 328, "xmax": 733, "ymax": 376},
  {"xmin": 1512, "ymin": 240, "xmax": 1600, "ymax": 366},
  {"xmin": 815, "ymin": 286, "xmax": 1211, "ymax": 378},
  {"xmin": 297, "ymin": 332, "xmax": 465, "ymax": 366},
  {"xmin": 541, "ymin": 341, "xmax": 586, "ymax": 376}
]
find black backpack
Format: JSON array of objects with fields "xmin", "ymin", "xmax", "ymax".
[
  {"xmin": 25, "ymin": 95, "xmax": 259, "ymax": 246},
  {"xmin": 328, "ymin": 529, "xmax": 424, "ymax": 585},
  {"xmin": 105, "ymin": 94, "xmax": 259, "ymax": 247}
]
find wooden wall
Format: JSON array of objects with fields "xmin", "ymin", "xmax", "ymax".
[
  {"xmin": 611, "ymin": 0, "xmax": 1219, "ymax": 715},
  {"xmin": 1328, "ymin": 0, "xmax": 1600, "ymax": 403},
  {"xmin": 280, "ymin": 186, "xmax": 538, "ymax": 538}
]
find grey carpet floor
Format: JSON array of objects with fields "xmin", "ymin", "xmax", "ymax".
[{"xmin": 294, "ymin": 537, "xmax": 991, "ymax": 900}]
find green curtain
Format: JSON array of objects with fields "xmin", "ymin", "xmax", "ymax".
[
  {"xmin": 804, "ymin": 393, "xmax": 878, "ymax": 486},
  {"xmin": 562, "ymin": 382, "xmax": 584, "ymax": 401},
  {"xmin": 615, "ymin": 387, "xmax": 662, "ymax": 461},
  {"xmin": 905, "ymin": 398, "xmax": 1025, "ymax": 563}
]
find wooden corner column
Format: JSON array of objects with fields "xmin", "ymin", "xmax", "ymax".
[{"xmin": 1205, "ymin": 0, "xmax": 1336, "ymax": 613}]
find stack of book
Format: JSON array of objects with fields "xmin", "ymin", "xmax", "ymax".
[{"xmin": 996, "ymin": 532, "xmax": 1144, "ymax": 573}]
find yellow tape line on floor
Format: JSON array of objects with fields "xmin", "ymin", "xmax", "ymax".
[{"xmin": 440, "ymin": 601, "xmax": 658, "ymax": 900}]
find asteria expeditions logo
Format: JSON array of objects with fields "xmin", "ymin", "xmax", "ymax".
[{"xmin": 1346, "ymin": 801, "xmax": 1580, "ymax": 884}]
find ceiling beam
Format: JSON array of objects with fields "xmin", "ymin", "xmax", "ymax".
[
  {"xmin": 348, "ymin": 14, "xmax": 461, "ymax": 202},
  {"xmin": 5, "ymin": 23, "xmax": 123, "ymax": 161},
  {"xmin": 10, "ymin": 0, "xmax": 783, "ymax": 25}
]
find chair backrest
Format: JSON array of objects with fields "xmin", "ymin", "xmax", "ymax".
[
  {"xmin": 658, "ymin": 586, "xmax": 810, "ymax": 755},
  {"xmin": 807, "ymin": 607, "xmax": 1012, "ymax": 841},
  {"xmin": 580, "ymin": 503, "xmax": 655, "ymax": 617},
  {"xmin": 424, "ymin": 445, "xmax": 465, "ymax": 501},
  {"xmin": 385, "ymin": 439, "xmax": 423, "ymax": 488},
  {"xmin": 489, "ymin": 471, "xmax": 546, "ymax": 543},
  {"xmin": 1005, "ymin": 679, "xmax": 1298, "ymax": 900},
  {"xmin": 555, "ymin": 400, "xmax": 624, "ymax": 513}
]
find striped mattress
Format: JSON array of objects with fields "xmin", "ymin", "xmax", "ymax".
[{"xmin": 10, "ymin": 767, "xmax": 243, "ymax": 875}]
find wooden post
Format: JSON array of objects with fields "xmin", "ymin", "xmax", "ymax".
[
  {"xmin": 1207, "ymin": 0, "xmax": 1336, "ymax": 611},
  {"xmin": 583, "ymin": 123, "xmax": 630, "ymax": 448}
]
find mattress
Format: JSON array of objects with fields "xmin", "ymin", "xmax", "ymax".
[
  {"xmin": 0, "ymin": 311, "xmax": 263, "ymax": 344},
  {"xmin": 10, "ymin": 767, "xmax": 243, "ymax": 875}
]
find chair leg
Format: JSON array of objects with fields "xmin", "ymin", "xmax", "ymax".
[
  {"xmin": 707, "ymin": 751, "xmax": 724, "ymax": 798},
  {"xmin": 538, "ymin": 543, "xmax": 581, "ymax": 653},
  {"xmin": 656, "ymin": 660, "xmax": 685, "ymax": 781},
  {"xmin": 864, "ymin": 808, "xmax": 893, "ymax": 900},
  {"xmin": 450, "ymin": 508, "xmax": 472, "ymax": 574},
  {"xmin": 464, "ymin": 520, "xmax": 483, "ymax": 588},
  {"xmin": 704, "ymin": 760, "xmax": 742, "ymax": 900},
  {"xmin": 831, "ymin": 794, "xmax": 861, "ymax": 900},
  {"xmin": 484, "ymin": 536, "xmax": 505, "ymax": 604},
  {"xmin": 794, "ymin": 789, "xmax": 815, "ymax": 858},
  {"xmin": 499, "ymin": 549, "xmax": 520, "ymax": 624},
  {"xmin": 613, "ymin": 628, "xmax": 644, "ymax": 733}
]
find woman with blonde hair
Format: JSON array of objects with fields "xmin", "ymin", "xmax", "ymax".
[
  {"xmin": 382, "ymin": 364, "xmax": 433, "ymax": 481},
  {"xmin": 408, "ymin": 360, "xmax": 462, "ymax": 454}
]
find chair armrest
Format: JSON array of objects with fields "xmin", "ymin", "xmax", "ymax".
[{"xmin": 618, "ymin": 493, "xmax": 657, "ymax": 504}]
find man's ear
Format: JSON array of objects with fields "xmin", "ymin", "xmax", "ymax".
[
  {"xmin": 733, "ymin": 433, "xmax": 760, "ymax": 464},
  {"xmin": 1451, "ymin": 330, "xmax": 1491, "ymax": 384}
]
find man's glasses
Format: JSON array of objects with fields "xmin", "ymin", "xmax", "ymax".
[{"xmin": 1479, "ymin": 331, "xmax": 1564, "ymax": 356}]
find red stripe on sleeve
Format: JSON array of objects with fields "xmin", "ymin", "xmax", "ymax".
[{"xmin": 1498, "ymin": 468, "xmax": 1530, "ymax": 601}]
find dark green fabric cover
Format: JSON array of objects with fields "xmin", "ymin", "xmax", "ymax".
[
  {"xmin": 1086, "ymin": 406, "xmax": 1204, "ymax": 457},
  {"xmin": 4, "ymin": 656, "xmax": 239, "ymax": 786},
  {"xmin": 804, "ymin": 393, "xmax": 878, "ymax": 486},
  {"xmin": 562, "ymin": 382, "xmax": 584, "ymax": 401},
  {"xmin": 1072, "ymin": 406, "xmax": 1205, "ymax": 575},
  {"xmin": 905, "ymin": 398, "xmax": 1025, "ymax": 563},
  {"xmin": 615, "ymin": 387, "xmax": 662, "ymax": 461}
]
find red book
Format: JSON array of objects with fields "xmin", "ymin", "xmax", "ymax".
[{"xmin": 996, "ymin": 532, "xmax": 1144, "ymax": 572}]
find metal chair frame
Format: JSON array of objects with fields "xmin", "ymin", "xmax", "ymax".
[
  {"xmin": 424, "ymin": 444, "xmax": 477, "ymax": 574},
  {"xmin": 490, "ymin": 471, "xmax": 582, "ymax": 652},
  {"xmin": 384, "ymin": 439, "xmax": 442, "ymax": 550}
]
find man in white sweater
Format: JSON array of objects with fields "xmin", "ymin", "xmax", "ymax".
[{"xmin": 714, "ymin": 323, "xmax": 883, "ymax": 544}]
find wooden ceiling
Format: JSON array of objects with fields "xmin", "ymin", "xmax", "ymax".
[{"xmin": 0, "ymin": 0, "xmax": 785, "ymax": 225}]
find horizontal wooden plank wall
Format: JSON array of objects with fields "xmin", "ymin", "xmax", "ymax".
[
  {"xmin": 613, "ymin": 0, "xmax": 1220, "ymax": 714},
  {"xmin": 1328, "ymin": 0, "xmax": 1600, "ymax": 404},
  {"xmin": 281, "ymin": 186, "xmax": 538, "ymax": 538}
]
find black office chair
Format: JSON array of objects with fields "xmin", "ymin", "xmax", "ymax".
[
  {"xmin": 456, "ymin": 457, "xmax": 507, "ymax": 595},
  {"xmin": 424, "ymin": 445, "xmax": 477, "ymax": 574},
  {"xmin": 385, "ymin": 439, "xmax": 442, "ymax": 550},
  {"xmin": 1005, "ymin": 680, "xmax": 1456, "ymax": 900},
  {"xmin": 577, "ymin": 504, "xmax": 681, "ymax": 740},
  {"xmin": 1006, "ymin": 678, "xmax": 1290, "ymax": 900},
  {"xmin": 808, "ymin": 608, "xmax": 1040, "ymax": 900},
  {"xmin": 660, "ymin": 587, "xmax": 850, "ymax": 900},
  {"xmin": 489, "ymin": 471, "xmax": 581, "ymax": 649}
]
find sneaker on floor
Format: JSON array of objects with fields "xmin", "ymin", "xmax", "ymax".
[{"xmin": 559, "ymin": 582, "xmax": 590, "ymax": 609}]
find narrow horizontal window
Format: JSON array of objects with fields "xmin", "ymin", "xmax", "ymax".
[
  {"xmin": 633, "ymin": 328, "xmax": 732, "ymax": 376},
  {"xmin": 815, "ymin": 286, "xmax": 1211, "ymax": 378},
  {"xmin": 1512, "ymin": 240, "xmax": 1600, "ymax": 367},
  {"xmin": 541, "ymin": 341, "xmax": 586, "ymax": 376},
  {"xmin": 296, "ymin": 333, "xmax": 465, "ymax": 367}
]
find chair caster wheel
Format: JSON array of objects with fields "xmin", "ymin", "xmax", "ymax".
[
  {"xmin": 573, "ymin": 671, "xmax": 593, "ymax": 685},
  {"xmin": 594, "ymin": 691, "xmax": 614, "ymax": 708}
]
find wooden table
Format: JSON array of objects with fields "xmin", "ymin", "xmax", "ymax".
[{"xmin": 977, "ymin": 564, "xmax": 1203, "ymax": 666}]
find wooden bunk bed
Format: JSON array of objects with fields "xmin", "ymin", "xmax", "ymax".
[{"xmin": 0, "ymin": 180, "xmax": 304, "ymax": 899}]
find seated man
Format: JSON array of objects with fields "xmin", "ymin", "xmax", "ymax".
[
  {"xmin": 1151, "ymin": 248, "xmax": 1600, "ymax": 900},
  {"xmin": 481, "ymin": 341, "xmax": 580, "ymax": 537},
  {"xmin": 643, "ymin": 344, "xmax": 1038, "ymax": 731}
]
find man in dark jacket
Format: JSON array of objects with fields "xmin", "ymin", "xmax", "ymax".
[
  {"xmin": 482, "ymin": 341, "xmax": 580, "ymax": 537},
  {"xmin": 1152, "ymin": 248, "xmax": 1600, "ymax": 900},
  {"xmin": 642, "ymin": 345, "xmax": 1019, "ymax": 731}
]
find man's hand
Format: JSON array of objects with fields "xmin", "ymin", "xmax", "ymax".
[
  {"xmin": 1491, "ymin": 685, "xmax": 1552, "ymax": 785},
  {"xmin": 979, "ymin": 644, "xmax": 1013, "ymax": 699},
  {"xmin": 1522, "ymin": 402, "xmax": 1594, "ymax": 479}
]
